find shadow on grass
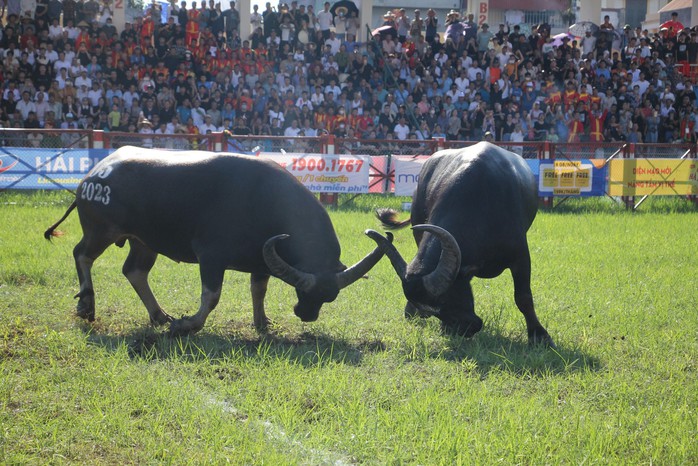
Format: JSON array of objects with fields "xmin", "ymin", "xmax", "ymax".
[
  {"xmin": 79, "ymin": 320, "xmax": 385, "ymax": 368},
  {"xmin": 79, "ymin": 316, "xmax": 599, "ymax": 377},
  {"xmin": 395, "ymin": 316, "xmax": 601, "ymax": 377},
  {"xmin": 441, "ymin": 327, "xmax": 602, "ymax": 377}
]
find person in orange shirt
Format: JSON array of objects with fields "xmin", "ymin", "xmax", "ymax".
[
  {"xmin": 314, "ymin": 106, "xmax": 328, "ymax": 130},
  {"xmin": 578, "ymin": 88, "xmax": 591, "ymax": 111},
  {"xmin": 562, "ymin": 81, "xmax": 579, "ymax": 112},
  {"xmin": 332, "ymin": 107, "xmax": 347, "ymax": 132},
  {"xmin": 587, "ymin": 104, "xmax": 607, "ymax": 142},
  {"xmin": 186, "ymin": 2, "xmax": 201, "ymax": 46},
  {"xmin": 75, "ymin": 24, "xmax": 91, "ymax": 50},
  {"xmin": 140, "ymin": 12, "xmax": 155, "ymax": 48},
  {"xmin": 545, "ymin": 84, "xmax": 562, "ymax": 108},
  {"xmin": 567, "ymin": 111, "xmax": 584, "ymax": 143}
]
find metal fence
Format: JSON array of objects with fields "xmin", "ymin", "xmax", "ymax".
[{"xmin": 1, "ymin": 128, "xmax": 695, "ymax": 161}]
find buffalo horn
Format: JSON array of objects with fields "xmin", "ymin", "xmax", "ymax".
[
  {"xmin": 335, "ymin": 231, "xmax": 394, "ymax": 289},
  {"xmin": 263, "ymin": 235, "xmax": 317, "ymax": 292},
  {"xmin": 413, "ymin": 225, "xmax": 462, "ymax": 298},
  {"xmin": 365, "ymin": 229, "xmax": 407, "ymax": 279}
]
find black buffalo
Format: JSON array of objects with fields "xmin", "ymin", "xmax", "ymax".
[
  {"xmin": 45, "ymin": 146, "xmax": 388, "ymax": 335},
  {"xmin": 368, "ymin": 142, "xmax": 554, "ymax": 346}
]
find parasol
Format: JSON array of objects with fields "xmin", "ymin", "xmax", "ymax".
[
  {"xmin": 371, "ymin": 24, "xmax": 397, "ymax": 39},
  {"xmin": 551, "ymin": 32, "xmax": 575, "ymax": 47},
  {"xmin": 330, "ymin": 0, "xmax": 359, "ymax": 20},
  {"xmin": 568, "ymin": 21, "xmax": 599, "ymax": 37}
]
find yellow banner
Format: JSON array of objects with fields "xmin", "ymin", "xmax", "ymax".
[{"xmin": 608, "ymin": 159, "xmax": 698, "ymax": 196}]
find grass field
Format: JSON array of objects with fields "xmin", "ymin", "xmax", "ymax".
[{"xmin": 1, "ymin": 191, "xmax": 697, "ymax": 465}]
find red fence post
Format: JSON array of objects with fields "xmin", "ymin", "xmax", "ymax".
[
  {"xmin": 93, "ymin": 130, "xmax": 104, "ymax": 149},
  {"xmin": 320, "ymin": 134, "xmax": 338, "ymax": 207}
]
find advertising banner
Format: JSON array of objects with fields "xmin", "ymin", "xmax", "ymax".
[
  {"xmin": 393, "ymin": 156, "xmax": 429, "ymax": 196},
  {"xmin": 259, "ymin": 152, "xmax": 370, "ymax": 193},
  {"xmin": 0, "ymin": 148, "xmax": 109, "ymax": 190},
  {"xmin": 609, "ymin": 158, "xmax": 698, "ymax": 196},
  {"xmin": 393, "ymin": 156, "xmax": 544, "ymax": 197},
  {"xmin": 539, "ymin": 159, "xmax": 607, "ymax": 196}
]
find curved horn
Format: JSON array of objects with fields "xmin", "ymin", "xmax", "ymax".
[
  {"xmin": 365, "ymin": 229, "xmax": 407, "ymax": 279},
  {"xmin": 263, "ymin": 235, "xmax": 317, "ymax": 292},
  {"xmin": 335, "ymin": 231, "xmax": 394, "ymax": 289},
  {"xmin": 412, "ymin": 225, "xmax": 461, "ymax": 298}
]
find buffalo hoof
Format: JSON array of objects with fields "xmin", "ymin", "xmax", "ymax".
[
  {"xmin": 254, "ymin": 317, "xmax": 272, "ymax": 332},
  {"xmin": 441, "ymin": 316, "xmax": 483, "ymax": 338},
  {"xmin": 150, "ymin": 310, "xmax": 174, "ymax": 327},
  {"xmin": 404, "ymin": 302, "xmax": 432, "ymax": 319},
  {"xmin": 75, "ymin": 296, "xmax": 95, "ymax": 322},
  {"xmin": 528, "ymin": 327, "xmax": 556, "ymax": 348},
  {"xmin": 168, "ymin": 316, "xmax": 202, "ymax": 337}
]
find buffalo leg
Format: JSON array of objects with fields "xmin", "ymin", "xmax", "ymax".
[
  {"xmin": 251, "ymin": 273, "xmax": 271, "ymax": 331},
  {"xmin": 73, "ymin": 234, "xmax": 112, "ymax": 321},
  {"xmin": 122, "ymin": 239, "xmax": 173, "ymax": 326},
  {"xmin": 510, "ymin": 253, "xmax": 555, "ymax": 347},
  {"xmin": 169, "ymin": 255, "xmax": 225, "ymax": 336}
]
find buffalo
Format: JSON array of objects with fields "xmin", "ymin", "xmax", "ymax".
[
  {"xmin": 45, "ymin": 146, "xmax": 389, "ymax": 335},
  {"xmin": 367, "ymin": 142, "xmax": 554, "ymax": 346}
]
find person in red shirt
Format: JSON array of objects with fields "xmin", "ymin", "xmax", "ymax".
[
  {"xmin": 140, "ymin": 12, "xmax": 156, "ymax": 48},
  {"xmin": 567, "ymin": 111, "xmax": 584, "ymax": 143},
  {"xmin": 186, "ymin": 2, "xmax": 201, "ymax": 46},
  {"xmin": 587, "ymin": 104, "xmax": 607, "ymax": 142},
  {"xmin": 562, "ymin": 81, "xmax": 579, "ymax": 112},
  {"xmin": 660, "ymin": 12, "xmax": 684, "ymax": 38}
]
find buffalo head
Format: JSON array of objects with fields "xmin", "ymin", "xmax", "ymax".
[
  {"xmin": 263, "ymin": 232, "xmax": 392, "ymax": 321},
  {"xmin": 366, "ymin": 225, "xmax": 482, "ymax": 336}
]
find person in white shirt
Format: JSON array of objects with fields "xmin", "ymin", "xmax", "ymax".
[
  {"xmin": 295, "ymin": 91, "xmax": 313, "ymax": 111},
  {"xmin": 198, "ymin": 114, "xmax": 217, "ymax": 135},
  {"xmin": 316, "ymin": 1, "xmax": 333, "ymax": 39},
  {"xmin": 284, "ymin": 119, "xmax": 301, "ymax": 138},
  {"xmin": 190, "ymin": 98, "xmax": 206, "ymax": 128},
  {"xmin": 48, "ymin": 18, "xmax": 63, "ymax": 40},
  {"xmin": 310, "ymin": 86, "xmax": 325, "ymax": 107},
  {"xmin": 53, "ymin": 55, "xmax": 71, "ymax": 77},
  {"xmin": 250, "ymin": 4, "xmax": 262, "ymax": 31},
  {"xmin": 324, "ymin": 30, "xmax": 341, "ymax": 54},
  {"xmin": 16, "ymin": 91, "xmax": 37, "ymax": 120},
  {"xmin": 393, "ymin": 117, "xmax": 410, "ymax": 140},
  {"xmin": 268, "ymin": 104, "xmax": 284, "ymax": 126},
  {"xmin": 87, "ymin": 81, "xmax": 103, "ymax": 107},
  {"xmin": 324, "ymin": 79, "xmax": 341, "ymax": 100},
  {"xmin": 74, "ymin": 70, "xmax": 92, "ymax": 88},
  {"xmin": 62, "ymin": 43, "xmax": 76, "ymax": 65},
  {"xmin": 44, "ymin": 43, "xmax": 59, "ymax": 63}
]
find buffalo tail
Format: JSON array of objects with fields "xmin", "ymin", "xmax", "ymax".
[
  {"xmin": 44, "ymin": 200, "xmax": 77, "ymax": 240},
  {"xmin": 376, "ymin": 208, "xmax": 412, "ymax": 230}
]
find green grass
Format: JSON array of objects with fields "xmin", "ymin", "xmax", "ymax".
[{"xmin": 1, "ymin": 191, "xmax": 697, "ymax": 464}]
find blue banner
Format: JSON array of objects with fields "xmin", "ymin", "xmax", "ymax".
[
  {"xmin": 0, "ymin": 148, "xmax": 110, "ymax": 190},
  {"xmin": 537, "ymin": 159, "xmax": 608, "ymax": 197}
]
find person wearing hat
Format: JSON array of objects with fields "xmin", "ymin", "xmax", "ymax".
[
  {"xmin": 477, "ymin": 22, "xmax": 494, "ymax": 56},
  {"xmin": 445, "ymin": 10, "xmax": 464, "ymax": 45},
  {"xmin": 409, "ymin": 9, "xmax": 423, "ymax": 40}
]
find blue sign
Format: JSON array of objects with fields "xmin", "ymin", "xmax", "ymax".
[{"xmin": 0, "ymin": 148, "xmax": 110, "ymax": 190}]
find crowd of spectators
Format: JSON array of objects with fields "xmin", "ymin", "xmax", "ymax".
[{"xmin": 2, "ymin": 0, "xmax": 698, "ymax": 151}]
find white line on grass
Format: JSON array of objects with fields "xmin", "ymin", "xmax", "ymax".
[{"xmin": 204, "ymin": 394, "xmax": 355, "ymax": 466}]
